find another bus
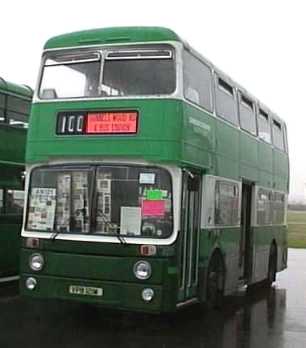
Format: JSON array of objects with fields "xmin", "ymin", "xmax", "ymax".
[
  {"xmin": 0, "ymin": 77, "xmax": 32, "ymax": 280},
  {"xmin": 20, "ymin": 27, "xmax": 289, "ymax": 312}
]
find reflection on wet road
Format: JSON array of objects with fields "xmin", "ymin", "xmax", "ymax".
[{"xmin": 1, "ymin": 249, "xmax": 305, "ymax": 348}]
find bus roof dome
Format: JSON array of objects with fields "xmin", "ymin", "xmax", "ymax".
[
  {"xmin": 44, "ymin": 27, "xmax": 181, "ymax": 50},
  {"xmin": 0, "ymin": 77, "xmax": 33, "ymax": 97}
]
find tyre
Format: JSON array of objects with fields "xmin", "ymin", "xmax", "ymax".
[
  {"xmin": 264, "ymin": 244, "xmax": 277, "ymax": 288},
  {"xmin": 206, "ymin": 253, "xmax": 225, "ymax": 309}
]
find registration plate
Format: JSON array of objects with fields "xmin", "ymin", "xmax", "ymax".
[{"xmin": 69, "ymin": 285, "xmax": 103, "ymax": 297}]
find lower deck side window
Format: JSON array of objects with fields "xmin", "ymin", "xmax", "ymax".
[
  {"xmin": 256, "ymin": 189, "xmax": 286, "ymax": 225},
  {"xmin": 215, "ymin": 181, "xmax": 240, "ymax": 226},
  {"xmin": 0, "ymin": 189, "xmax": 24, "ymax": 215}
]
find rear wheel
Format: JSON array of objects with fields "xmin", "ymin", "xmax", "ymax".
[
  {"xmin": 206, "ymin": 253, "xmax": 225, "ymax": 309},
  {"xmin": 266, "ymin": 244, "xmax": 277, "ymax": 287}
]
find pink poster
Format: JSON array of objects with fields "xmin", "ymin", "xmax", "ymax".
[{"xmin": 142, "ymin": 200, "xmax": 165, "ymax": 217}]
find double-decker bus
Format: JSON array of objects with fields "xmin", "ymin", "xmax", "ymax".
[
  {"xmin": 0, "ymin": 77, "xmax": 32, "ymax": 281},
  {"xmin": 20, "ymin": 27, "xmax": 289, "ymax": 312}
]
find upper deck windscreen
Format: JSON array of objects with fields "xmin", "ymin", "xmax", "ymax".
[{"xmin": 39, "ymin": 45, "xmax": 176, "ymax": 100}]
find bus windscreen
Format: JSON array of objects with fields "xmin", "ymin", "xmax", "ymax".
[{"xmin": 39, "ymin": 45, "xmax": 175, "ymax": 100}]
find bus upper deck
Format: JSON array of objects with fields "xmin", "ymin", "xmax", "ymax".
[{"xmin": 27, "ymin": 27, "xmax": 288, "ymax": 188}]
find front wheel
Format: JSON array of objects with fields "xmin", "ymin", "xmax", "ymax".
[{"xmin": 206, "ymin": 253, "xmax": 225, "ymax": 309}]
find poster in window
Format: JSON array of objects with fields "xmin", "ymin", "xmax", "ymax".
[
  {"xmin": 72, "ymin": 172, "xmax": 90, "ymax": 233},
  {"xmin": 56, "ymin": 174, "xmax": 71, "ymax": 232},
  {"xmin": 120, "ymin": 207, "xmax": 141, "ymax": 235},
  {"xmin": 96, "ymin": 172, "xmax": 112, "ymax": 233},
  {"xmin": 28, "ymin": 188, "xmax": 56, "ymax": 231}
]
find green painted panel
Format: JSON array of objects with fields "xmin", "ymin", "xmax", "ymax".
[
  {"xmin": 252, "ymin": 225, "xmax": 287, "ymax": 248},
  {"xmin": 0, "ymin": 217, "xmax": 21, "ymax": 276},
  {"xmin": 273, "ymin": 149, "xmax": 290, "ymax": 191},
  {"xmin": 181, "ymin": 103, "xmax": 215, "ymax": 170},
  {"xmin": 258, "ymin": 141, "xmax": 273, "ymax": 173},
  {"xmin": 0, "ymin": 125, "xmax": 26, "ymax": 164},
  {"xmin": 215, "ymin": 121, "xmax": 239, "ymax": 180},
  {"xmin": 239, "ymin": 132, "xmax": 259, "ymax": 181},
  {"xmin": 44, "ymin": 27, "xmax": 181, "ymax": 50},
  {"xmin": 26, "ymin": 99, "xmax": 183, "ymax": 163},
  {"xmin": 21, "ymin": 248, "xmax": 165, "ymax": 284},
  {"xmin": 0, "ymin": 78, "xmax": 32, "ymax": 97}
]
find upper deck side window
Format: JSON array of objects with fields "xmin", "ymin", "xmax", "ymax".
[
  {"xmin": 283, "ymin": 123, "xmax": 289, "ymax": 153},
  {"xmin": 39, "ymin": 44, "xmax": 176, "ymax": 100},
  {"xmin": 215, "ymin": 76, "xmax": 239, "ymax": 126},
  {"xmin": 0, "ymin": 93, "xmax": 5, "ymax": 122},
  {"xmin": 272, "ymin": 119, "xmax": 285, "ymax": 151},
  {"xmin": 0, "ymin": 92, "xmax": 31, "ymax": 128},
  {"xmin": 6, "ymin": 95, "xmax": 31, "ymax": 128},
  {"xmin": 183, "ymin": 50, "xmax": 213, "ymax": 111},
  {"xmin": 257, "ymin": 108, "xmax": 271, "ymax": 143},
  {"xmin": 239, "ymin": 93, "xmax": 256, "ymax": 135}
]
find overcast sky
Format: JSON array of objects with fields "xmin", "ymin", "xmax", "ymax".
[{"xmin": 1, "ymin": 0, "xmax": 304, "ymax": 202}]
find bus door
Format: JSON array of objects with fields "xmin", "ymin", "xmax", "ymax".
[
  {"xmin": 240, "ymin": 182, "xmax": 254, "ymax": 281},
  {"xmin": 179, "ymin": 171, "xmax": 201, "ymax": 301}
]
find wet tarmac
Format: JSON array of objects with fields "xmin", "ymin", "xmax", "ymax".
[{"xmin": 1, "ymin": 249, "xmax": 305, "ymax": 348}]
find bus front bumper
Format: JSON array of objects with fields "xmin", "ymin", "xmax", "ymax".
[{"xmin": 20, "ymin": 274, "xmax": 164, "ymax": 313}]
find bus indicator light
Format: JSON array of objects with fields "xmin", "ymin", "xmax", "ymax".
[
  {"xmin": 86, "ymin": 111, "xmax": 138, "ymax": 134},
  {"xmin": 140, "ymin": 245, "xmax": 157, "ymax": 256},
  {"xmin": 26, "ymin": 238, "xmax": 40, "ymax": 249}
]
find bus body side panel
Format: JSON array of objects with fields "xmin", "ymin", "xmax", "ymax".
[
  {"xmin": 258, "ymin": 140, "xmax": 273, "ymax": 188},
  {"xmin": 0, "ymin": 125, "xmax": 27, "ymax": 165},
  {"xmin": 0, "ymin": 216, "xmax": 21, "ymax": 277},
  {"xmin": 198, "ymin": 227, "xmax": 241, "ymax": 297},
  {"xmin": 239, "ymin": 132, "xmax": 259, "ymax": 182},
  {"xmin": 0, "ymin": 124, "xmax": 27, "ymax": 277},
  {"xmin": 181, "ymin": 103, "xmax": 215, "ymax": 170},
  {"xmin": 250, "ymin": 225, "xmax": 287, "ymax": 284}
]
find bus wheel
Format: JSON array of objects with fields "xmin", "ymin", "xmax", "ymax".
[
  {"xmin": 206, "ymin": 253, "xmax": 225, "ymax": 309},
  {"xmin": 266, "ymin": 245, "xmax": 277, "ymax": 287}
]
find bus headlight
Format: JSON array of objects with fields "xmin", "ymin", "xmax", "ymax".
[
  {"xmin": 29, "ymin": 253, "xmax": 44, "ymax": 271},
  {"xmin": 133, "ymin": 260, "xmax": 152, "ymax": 280},
  {"xmin": 26, "ymin": 277, "xmax": 37, "ymax": 290},
  {"xmin": 142, "ymin": 288, "xmax": 154, "ymax": 302}
]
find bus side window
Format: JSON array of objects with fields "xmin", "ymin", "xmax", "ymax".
[
  {"xmin": 183, "ymin": 50, "xmax": 213, "ymax": 112},
  {"xmin": 215, "ymin": 181, "xmax": 240, "ymax": 226},
  {"xmin": 257, "ymin": 108, "xmax": 271, "ymax": 143},
  {"xmin": 257, "ymin": 189, "xmax": 272, "ymax": 225},
  {"xmin": 0, "ymin": 93, "xmax": 5, "ymax": 123},
  {"xmin": 7, "ymin": 95, "xmax": 30, "ymax": 128},
  {"xmin": 272, "ymin": 192, "xmax": 285, "ymax": 225},
  {"xmin": 272, "ymin": 119, "xmax": 285, "ymax": 151},
  {"xmin": 283, "ymin": 123, "xmax": 289, "ymax": 154},
  {"xmin": 239, "ymin": 93, "xmax": 256, "ymax": 135},
  {"xmin": 215, "ymin": 76, "xmax": 239, "ymax": 126},
  {"xmin": 6, "ymin": 190, "xmax": 24, "ymax": 214}
]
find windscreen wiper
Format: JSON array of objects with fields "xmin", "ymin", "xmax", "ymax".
[
  {"xmin": 50, "ymin": 230, "xmax": 61, "ymax": 241},
  {"xmin": 116, "ymin": 231, "xmax": 127, "ymax": 245}
]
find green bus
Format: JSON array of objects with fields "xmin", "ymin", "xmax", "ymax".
[
  {"xmin": 20, "ymin": 27, "xmax": 289, "ymax": 312},
  {"xmin": 0, "ymin": 77, "xmax": 32, "ymax": 281}
]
